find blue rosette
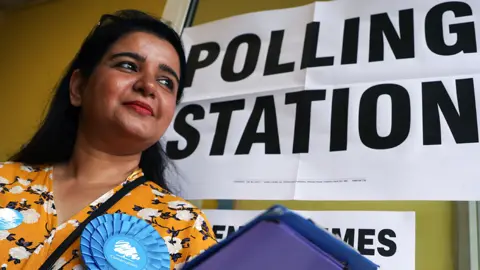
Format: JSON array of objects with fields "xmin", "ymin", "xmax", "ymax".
[{"xmin": 80, "ymin": 213, "xmax": 170, "ymax": 270}]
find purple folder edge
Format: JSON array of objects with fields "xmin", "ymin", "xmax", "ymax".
[{"xmin": 183, "ymin": 205, "xmax": 379, "ymax": 270}]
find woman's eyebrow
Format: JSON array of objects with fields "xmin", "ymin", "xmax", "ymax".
[
  {"xmin": 110, "ymin": 51, "xmax": 146, "ymax": 62},
  {"xmin": 159, "ymin": 64, "xmax": 179, "ymax": 84}
]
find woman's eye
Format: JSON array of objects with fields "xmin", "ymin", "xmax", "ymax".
[
  {"xmin": 157, "ymin": 77, "xmax": 174, "ymax": 90},
  {"xmin": 116, "ymin": 61, "xmax": 137, "ymax": 72}
]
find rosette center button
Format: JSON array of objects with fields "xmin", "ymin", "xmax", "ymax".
[{"xmin": 104, "ymin": 235, "xmax": 148, "ymax": 269}]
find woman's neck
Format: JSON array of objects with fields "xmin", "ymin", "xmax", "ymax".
[{"xmin": 55, "ymin": 132, "xmax": 142, "ymax": 187}]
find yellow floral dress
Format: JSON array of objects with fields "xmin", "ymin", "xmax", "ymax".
[{"xmin": 0, "ymin": 162, "xmax": 216, "ymax": 269}]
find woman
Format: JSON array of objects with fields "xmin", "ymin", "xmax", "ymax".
[{"xmin": 0, "ymin": 9, "xmax": 216, "ymax": 270}]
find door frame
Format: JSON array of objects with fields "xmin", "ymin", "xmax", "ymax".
[{"xmin": 162, "ymin": 0, "xmax": 196, "ymax": 33}]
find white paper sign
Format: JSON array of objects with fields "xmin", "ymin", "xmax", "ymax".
[
  {"xmin": 203, "ymin": 209, "xmax": 416, "ymax": 270},
  {"xmin": 164, "ymin": 0, "xmax": 480, "ymax": 200}
]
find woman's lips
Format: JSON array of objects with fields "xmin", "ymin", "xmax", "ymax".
[{"xmin": 123, "ymin": 101, "xmax": 154, "ymax": 116}]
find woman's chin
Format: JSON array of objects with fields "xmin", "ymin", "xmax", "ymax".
[
  {"xmin": 109, "ymin": 114, "xmax": 163, "ymax": 146},
  {"xmin": 125, "ymin": 126, "xmax": 160, "ymax": 143}
]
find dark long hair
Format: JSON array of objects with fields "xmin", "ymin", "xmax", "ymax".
[{"xmin": 9, "ymin": 10, "xmax": 186, "ymax": 192}]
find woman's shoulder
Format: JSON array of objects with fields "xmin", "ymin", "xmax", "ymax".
[
  {"xmin": 127, "ymin": 181, "xmax": 218, "ymax": 268},
  {"xmin": 0, "ymin": 161, "xmax": 51, "ymax": 179},
  {"xmin": 139, "ymin": 182, "xmax": 214, "ymax": 231},
  {"xmin": 0, "ymin": 162, "xmax": 52, "ymax": 188},
  {"xmin": 143, "ymin": 182, "xmax": 207, "ymax": 215}
]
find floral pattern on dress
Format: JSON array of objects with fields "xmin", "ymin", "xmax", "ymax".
[{"xmin": 0, "ymin": 162, "xmax": 217, "ymax": 269}]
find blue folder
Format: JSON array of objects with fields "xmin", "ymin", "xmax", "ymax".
[{"xmin": 183, "ymin": 205, "xmax": 379, "ymax": 270}]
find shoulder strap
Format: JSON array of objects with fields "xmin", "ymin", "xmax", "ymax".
[{"xmin": 39, "ymin": 176, "xmax": 148, "ymax": 270}]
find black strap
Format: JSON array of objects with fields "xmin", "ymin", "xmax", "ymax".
[{"xmin": 39, "ymin": 176, "xmax": 148, "ymax": 270}]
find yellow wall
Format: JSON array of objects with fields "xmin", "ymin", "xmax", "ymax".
[
  {"xmin": 0, "ymin": 0, "xmax": 167, "ymax": 159},
  {"xmin": 194, "ymin": 1, "xmax": 456, "ymax": 270}
]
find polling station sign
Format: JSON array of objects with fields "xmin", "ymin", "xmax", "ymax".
[
  {"xmin": 164, "ymin": 0, "xmax": 480, "ymax": 200},
  {"xmin": 203, "ymin": 210, "xmax": 416, "ymax": 270}
]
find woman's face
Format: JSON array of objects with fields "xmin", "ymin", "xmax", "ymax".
[{"xmin": 70, "ymin": 31, "xmax": 181, "ymax": 154}]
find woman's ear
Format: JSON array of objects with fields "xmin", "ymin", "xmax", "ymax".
[{"xmin": 69, "ymin": 69, "xmax": 84, "ymax": 107}]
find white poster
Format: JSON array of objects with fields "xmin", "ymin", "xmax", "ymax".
[
  {"xmin": 165, "ymin": 0, "xmax": 480, "ymax": 200},
  {"xmin": 203, "ymin": 210, "xmax": 416, "ymax": 270}
]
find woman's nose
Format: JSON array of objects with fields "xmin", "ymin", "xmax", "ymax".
[{"xmin": 132, "ymin": 75, "xmax": 156, "ymax": 98}]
